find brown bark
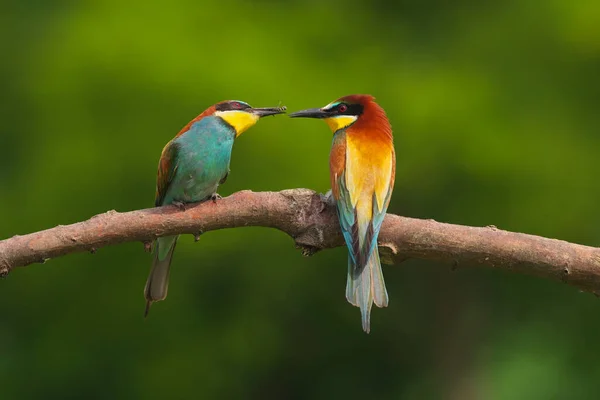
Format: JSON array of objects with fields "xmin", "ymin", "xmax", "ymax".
[{"xmin": 1, "ymin": 189, "xmax": 599, "ymax": 295}]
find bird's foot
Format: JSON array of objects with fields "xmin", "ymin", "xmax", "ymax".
[
  {"xmin": 320, "ymin": 190, "xmax": 336, "ymax": 209},
  {"xmin": 172, "ymin": 201, "xmax": 186, "ymax": 211},
  {"xmin": 211, "ymin": 193, "xmax": 222, "ymax": 203}
]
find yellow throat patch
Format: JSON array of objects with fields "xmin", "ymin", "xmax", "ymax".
[
  {"xmin": 216, "ymin": 110, "xmax": 260, "ymax": 137},
  {"xmin": 324, "ymin": 115, "xmax": 358, "ymax": 132}
]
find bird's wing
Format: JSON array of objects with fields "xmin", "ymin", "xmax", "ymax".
[
  {"xmin": 367, "ymin": 149, "xmax": 395, "ymax": 258},
  {"xmin": 155, "ymin": 140, "xmax": 180, "ymax": 207},
  {"xmin": 330, "ymin": 132, "xmax": 360, "ymax": 265}
]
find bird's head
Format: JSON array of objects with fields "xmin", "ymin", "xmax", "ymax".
[
  {"xmin": 289, "ymin": 94, "xmax": 390, "ymax": 136},
  {"xmin": 214, "ymin": 100, "xmax": 286, "ymax": 137},
  {"xmin": 178, "ymin": 100, "xmax": 286, "ymax": 138}
]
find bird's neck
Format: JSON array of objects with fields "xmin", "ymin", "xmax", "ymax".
[
  {"xmin": 177, "ymin": 116, "xmax": 237, "ymax": 142},
  {"xmin": 345, "ymin": 125, "xmax": 393, "ymax": 146},
  {"xmin": 175, "ymin": 106, "xmax": 218, "ymax": 137}
]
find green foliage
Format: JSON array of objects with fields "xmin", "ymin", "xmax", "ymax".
[{"xmin": 1, "ymin": 1, "xmax": 599, "ymax": 398}]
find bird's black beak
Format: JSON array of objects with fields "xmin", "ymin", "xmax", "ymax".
[
  {"xmin": 251, "ymin": 106, "xmax": 287, "ymax": 117},
  {"xmin": 288, "ymin": 108, "xmax": 329, "ymax": 119}
]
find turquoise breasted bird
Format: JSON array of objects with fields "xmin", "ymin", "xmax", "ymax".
[
  {"xmin": 289, "ymin": 95, "xmax": 395, "ymax": 333},
  {"xmin": 145, "ymin": 100, "xmax": 286, "ymax": 316}
]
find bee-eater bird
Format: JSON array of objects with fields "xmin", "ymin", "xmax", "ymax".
[
  {"xmin": 145, "ymin": 100, "xmax": 286, "ymax": 316},
  {"xmin": 289, "ymin": 95, "xmax": 395, "ymax": 333}
]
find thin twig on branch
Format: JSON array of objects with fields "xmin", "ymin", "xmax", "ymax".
[{"xmin": 1, "ymin": 189, "xmax": 599, "ymax": 294}]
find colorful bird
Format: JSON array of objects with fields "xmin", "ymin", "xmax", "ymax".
[
  {"xmin": 145, "ymin": 100, "xmax": 286, "ymax": 316},
  {"xmin": 289, "ymin": 95, "xmax": 395, "ymax": 333}
]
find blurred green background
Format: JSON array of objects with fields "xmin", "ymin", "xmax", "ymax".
[{"xmin": 1, "ymin": 0, "xmax": 599, "ymax": 398}]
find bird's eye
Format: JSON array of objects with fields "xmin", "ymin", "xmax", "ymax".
[
  {"xmin": 338, "ymin": 104, "xmax": 348, "ymax": 113},
  {"xmin": 231, "ymin": 102, "xmax": 242, "ymax": 109}
]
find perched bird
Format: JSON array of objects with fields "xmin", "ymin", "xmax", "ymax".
[
  {"xmin": 290, "ymin": 95, "xmax": 395, "ymax": 333},
  {"xmin": 145, "ymin": 100, "xmax": 286, "ymax": 316}
]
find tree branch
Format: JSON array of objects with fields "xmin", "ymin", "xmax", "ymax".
[{"xmin": 1, "ymin": 189, "xmax": 599, "ymax": 294}]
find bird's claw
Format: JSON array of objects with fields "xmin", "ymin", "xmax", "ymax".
[
  {"xmin": 211, "ymin": 193, "xmax": 222, "ymax": 203},
  {"xmin": 320, "ymin": 190, "xmax": 336, "ymax": 209},
  {"xmin": 172, "ymin": 201, "xmax": 186, "ymax": 211}
]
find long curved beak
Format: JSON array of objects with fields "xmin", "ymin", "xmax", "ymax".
[
  {"xmin": 250, "ymin": 106, "xmax": 287, "ymax": 117},
  {"xmin": 288, "ymin": 108, "xmax": 328, "ymax": 119}
]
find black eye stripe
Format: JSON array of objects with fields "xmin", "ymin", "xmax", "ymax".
[{"xmin": 331, "ymin": 103, "xmax": 363, "ymax": 116}]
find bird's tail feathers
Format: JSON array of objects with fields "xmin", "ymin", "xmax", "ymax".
[
  {"xmin": 144, "ymin": 235, "xmax": 178, "ymax": 317},
  {"xmin": 345, "ymin": 249, "xmax": 388, "ymax": 333}
]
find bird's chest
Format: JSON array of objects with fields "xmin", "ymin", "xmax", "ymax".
[
  {"xmin": 174, "ymin": 133, "xmax": 234, "ymax": 201},
  {"xmin": 343, "ymin": 133, "xmax": 394, "ymax": 208}
]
